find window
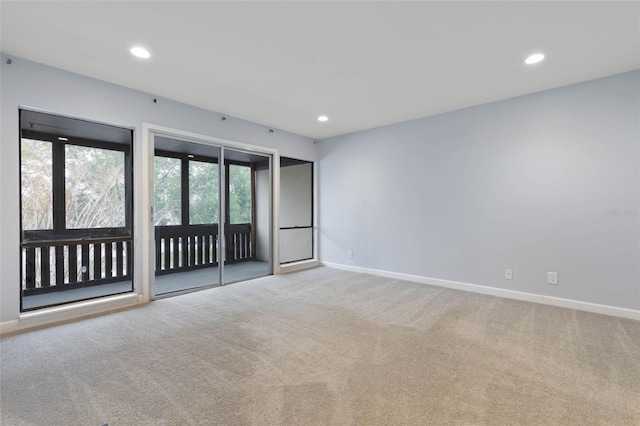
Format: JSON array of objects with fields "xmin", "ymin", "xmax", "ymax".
[
  {"xmin": 65, "ymin": 145, "xmax": 126, "ymax": 229},
  {"xmin": 154, "ymin": 156, "xmax": 182, "ymax": 226},
  {"xmin": 21, "ymin": 139, "xmax": 53, "ymax": 230},
  {"xmin": 154, "ymin": 153, "xmax": 220, "ymax": 226},
  {"xmin": 19, "ymin": 109, "xmax": 133, "ymax": 311},
  {"xmin": 229, "ymin": 164, "xmax": 251, "ymax": 224},
  {"xmin": 189, "ymin": 160, "xmax": 219, "ymax": 225}
]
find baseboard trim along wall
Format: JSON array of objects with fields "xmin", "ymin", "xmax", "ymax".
[
  {"xmin": 0, "ymin": 293, "xmax": 142, "ymax": 335},
  {"xmin": 277, "ymin": 259, "xmax": 322, "ymax": 274},
  {"xmin": 321, "ymin": 262, "xmax": 640, "ymax": 321}
]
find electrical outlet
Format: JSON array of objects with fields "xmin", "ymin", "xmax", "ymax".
[
  {"xmin": 505, "ymin": 269, "xmax": 513, "ymax": 280},
  {"xmin": 347, "ymin": 249, "xmax": 353, "ymax": 258},
  {"xmin": 548, "ymin": 272, "xmax": 558, "ymax": 285}
]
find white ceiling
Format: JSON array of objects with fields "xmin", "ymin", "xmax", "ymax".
[{"xmin": 1, "ymin": 1, "xmax": 638, "ymax": 140}]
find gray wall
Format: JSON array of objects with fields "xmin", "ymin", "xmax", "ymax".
[
  {"xmin": 319, "ymin": 70, "xmax": 640, "ymax": 310},
  {"xmin": 0, "ymin": 53, "xmax": 317, "ymax": 323}
]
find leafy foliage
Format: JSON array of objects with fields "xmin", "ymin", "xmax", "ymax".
[
  {"xmin": 21, "ymin": 139, "xmax": 53, "ymax": 230},
  {"xmin": 229, "ymin": 165, "xmax": 251, "ymax": 224},
  {"xmin": 189, "ymin": 160, "xmax": 219, "ymax": 224},
  {"xmin": 154, "ymin": 158, "xmax": 251, "ymax": 225},
  {"xmin": 21, "ymin": 140, "xmax": 127, "ymax": 230},
  {"xmin": 154, "ymin": 156, "xmax": 182, "ymax": 226},
  {"xmin": 65, "ymin": 145, "xmax": 125, "ymax": 228},
  {"xmin": 22, "ymin": 145, "xmax": 253, "ymax": 232}
]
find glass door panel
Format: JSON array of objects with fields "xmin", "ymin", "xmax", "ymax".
[
  {"xmin": 153, "ymin": 137, "xmax": 221, "ymax": 296},
  {"xmin": 279, "ymin": 158, "xmax": 313, "ymax": 264},
  {"xmin": 222, "ymin": 148, "xmax": 272, "ymax": 284}
]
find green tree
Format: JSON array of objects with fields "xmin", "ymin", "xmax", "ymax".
[
  {"xmin": 154, "ymin": 156, "xmax": 182, "ymax": 226},
  {"xmin": 189, "ymin": 160, "xmax": 219, "ymax": 224},
  {"xmin": 229, "ymin": 165, "xmax": 251, "ymax": 224},
  {"xmin": 65, "ymin": 145, "xmax": 125, "ymax": 229},
  {"xmin": 21, "ymin": 139, "xmax": 53, "ymax": 230}
]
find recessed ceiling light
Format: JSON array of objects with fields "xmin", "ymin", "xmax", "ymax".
[
  {"xmin": 525, "ymin": 53, "xmax": 545, "ymax": 65},
  {"xmin": 57, "ymin": 137, "xmax": 68, "ymax": 141},
  {"xmin": 318, "ymin": 115, "xmax": 328, "ymax": 122},
  {"xmin": 188, "ymin": 154, "xmax": 195, "ymax": 158},
  {"xmin": 130, "ymin": 46, "xmax": 151, "ymax": 59}
]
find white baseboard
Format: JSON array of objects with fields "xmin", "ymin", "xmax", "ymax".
[
  {"xmin": 277, "ymin": 259, "xmax": 322, "ymax": 274},
  {"xmin": 0, "ymin": 293, "xmax": 142, "ymax": 335},
  {"xmin": 321, "ymin": 262, "xmax": 640, "ymax": 321}
]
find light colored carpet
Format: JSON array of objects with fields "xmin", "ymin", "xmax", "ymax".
[{"xmin": 1, "ymin": 267, "xmax": 639, "ymax": 425}]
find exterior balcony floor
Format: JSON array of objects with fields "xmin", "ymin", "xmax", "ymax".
[{"xmin": 23, "ymin": 260, "xmax": 270, "ymax": 311}]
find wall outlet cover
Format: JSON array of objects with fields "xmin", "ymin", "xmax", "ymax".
[
  {"xmin": 505, "ymin": 269, "xmax": 513, "ymax": 280},
  {"xmin": 548, "ymin": 272, "xmax": 558, "ymax": 285}
]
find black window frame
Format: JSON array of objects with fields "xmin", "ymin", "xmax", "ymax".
[
  {"xmin": 18, "ymin": 109, "xmax": 135, "ymax": 311},
  {"xmin": 20, "ymin": 125, "xmax": 133, "ymax": 243},
  {"xmin": 154, "ymin": 149, "xmax": 221, "ymax": 227}
]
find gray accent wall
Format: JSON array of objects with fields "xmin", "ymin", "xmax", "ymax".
[
  {"xmin": 0, "ymin": 53, "xmax": 317, "ymax": 323},
  {"xmin": 319, "ymin": 71, "xmax": 640, "ymax": 310}
]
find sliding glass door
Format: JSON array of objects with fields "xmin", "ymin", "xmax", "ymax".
[
  {"xmin": 152, "ymin": 136, "xmax": 272, "ymax": 297},
  {"xmin": 153, "ymin": 137, "xmax": 221, "ymax": 296},
  {"xmin": 222, "ymin": 148, "xmax": 272, "ymax": 284}
]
